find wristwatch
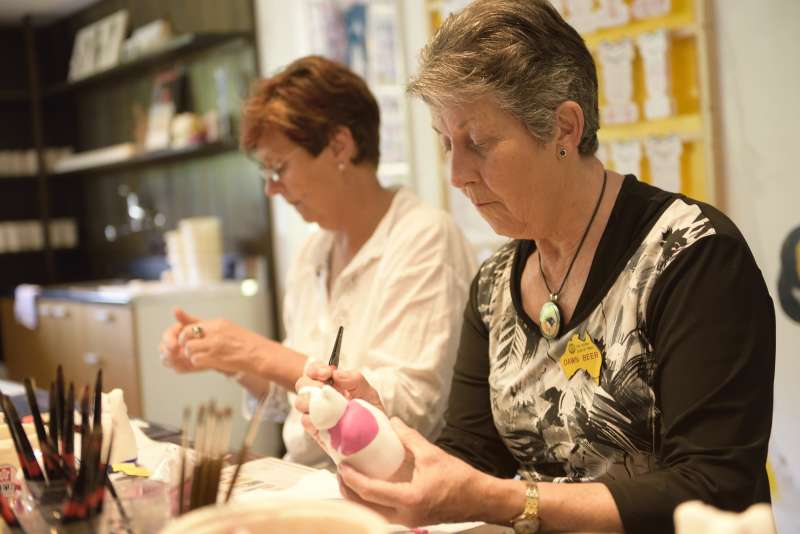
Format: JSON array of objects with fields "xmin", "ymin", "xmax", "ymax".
[{"xmin": 512, "ymin": 481, "xmax": 540, "ymax": 534}]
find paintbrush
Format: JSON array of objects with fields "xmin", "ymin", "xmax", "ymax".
[
  {"xmin": 85, "ymin": 427, "xmax": 104, "ymax": 515},
  {"xmin": 63, "ymin": 394, "xmax": 102, "ymax": 524},
  {"xmin": 224, "ymin": 394, "xmax": 267, "ymax": 503},
  {"xmin": 47, "ymin": 382, "xmax": 58, "ymax": 452},
  {"xmin": 56, "ymin": 366, "xmax": 65, "ymax": 452},
  {"xmin": 24, "ymin": 378, "xmax": 60, "ymax": 481},
  {"xmin": 178, "ymin": 402, "xmax": 236, "ymax": 512},
  {"xmin": 93, "ymin": 369, "xmax": 103, "ymax": 428},
  {"xmin": 188, "ymin": 405, "xmax": 207, "ymax": 510},
  {"xmin": 63, "ymin": 383, "xmax": 75, "ymax": 478},
  {"xmin": 0, "ymin": 394, "xmax": 44, "ymax": 482},
  {"xmin": 178, "ymin": 407, "xmax": 190, "ymax": 515},
  {"xmin": 325, "ymin": 326, "xmax": 344, "ymax": 385},
  {"xmin": 204, "ymin": 408, "xmax": 230, "ymax": 506}
]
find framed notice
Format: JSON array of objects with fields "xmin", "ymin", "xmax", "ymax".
[
  {"xmin": 94, "ymin": 11, "xmax": 129, "ymax": 72},
  {"xmin": 68, "ymin": 10, "xmax": 129, "ymax": 81},
  {"xmin": 68, "ymin": 25, "xmax": 97, "ymax": 81}
]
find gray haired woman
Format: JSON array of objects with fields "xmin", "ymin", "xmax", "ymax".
[{"xmin": 295, "ymin": 1, "xmax": 774, "ymax": 532}]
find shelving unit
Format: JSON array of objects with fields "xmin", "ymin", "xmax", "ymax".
[
  {"xmin": 425, "ymin": 0, "xmax": 722, "ymax": 207},
  {"xmin": 44, "ymin": 32, "xmax": 251, "ymax": 97},
  {"xmin": 597, "ymin": 113, "xmax": 703, "ymax": 142},
  {"xmin": 582, "ymin": 8, "xmax": 695, "ymax": 48},
  {"xmin": 583, "ymin": 0, "xmax": 721, "ymax": 205},
  {"xmin": 0, "ymin": 0, "xmax": 280, "ymax": 341},
  {"xmin": 0, "ymin": 90, "xmax": 29, "ymax": 103},
  {"xmin": 51, "ymin": 139, "xmax": 239, "ymax": 177}
]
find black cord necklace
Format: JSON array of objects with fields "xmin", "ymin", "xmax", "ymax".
[{"xmin": 537, "ymin": 170, "xmax": 607, "ymax": 340}]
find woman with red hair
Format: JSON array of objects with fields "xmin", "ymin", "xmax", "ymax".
[{"xmin": 159, "ymin": 56, "xmax": 476, "ymax": 467}]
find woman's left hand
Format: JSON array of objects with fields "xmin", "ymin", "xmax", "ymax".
[
  {"xmin": 179, "ymin": 317, "xmax": 272, "ymax": 376},
  {"xmin": 337, "ymin": 417, "xmax": 486, "ymax": 527},
  {"xmin": 294, "ymin": 363, "xmax": 385, "ymax": 450}
]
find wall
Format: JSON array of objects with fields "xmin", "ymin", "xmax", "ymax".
[
  {"xmin": 253, "ymin": 0, "xmax": 436, "ymax": 335},
  {"xmin": 713, "ymin": 0, "xmax": 800, "ymax": 529}
]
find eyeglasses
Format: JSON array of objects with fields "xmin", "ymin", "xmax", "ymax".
[{"xmin": 253, "ymin": 147, "xmax": 302, "ymax": 183}]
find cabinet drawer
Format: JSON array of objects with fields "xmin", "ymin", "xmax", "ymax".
[
  {"xmin": 37, "ymin": 300, "xmax": 87, "ymax": 388},
  {"xmin": 83, "ymin": 304, "xmax": 141, "ymax": 416},
  {"xmin": 1, "ymin": 298, "xmax": 45, "ymax": 384}
]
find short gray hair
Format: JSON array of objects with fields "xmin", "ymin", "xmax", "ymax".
[{"xmin": 409, "ymin": 0, "xmax": 599, "ymax": 155}]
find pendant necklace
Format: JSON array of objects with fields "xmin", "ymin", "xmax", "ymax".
[{"xmin": 537, "ymin": 170, "xmax": 607, "ymax": 340}]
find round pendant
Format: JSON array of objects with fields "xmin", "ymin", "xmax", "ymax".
[{"xmin": 539, "ymin": 300, "xmax": 561, "ymax": 340}]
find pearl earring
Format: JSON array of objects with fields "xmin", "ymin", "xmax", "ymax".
[
  {"xmin": 558, "ymin": 146, "xmax": 567, "ymax": 160},
  {"xmin": 337, "ymin": 162, "xmax": 345, "ymax": 172}
]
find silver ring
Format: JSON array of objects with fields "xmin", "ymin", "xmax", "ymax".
[{"xmin": 191, "ymin": 324, "xmax": 204, "ymax": 338}]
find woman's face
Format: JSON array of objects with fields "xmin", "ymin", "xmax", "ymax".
[
  {"xmin": 254, "ymin": 129, "xmax": 342, "ymax": 227},
  {"xmin": 432, "ymin": 98, "xmax": 567, "ymax": 240}
]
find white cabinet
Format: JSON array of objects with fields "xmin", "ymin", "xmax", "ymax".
[{"xmin": 2, "ymin": 280, "xmax": 281, "ymax": 456}]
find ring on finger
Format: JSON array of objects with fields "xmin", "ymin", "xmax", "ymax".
[{"xmin": 191, "ymin": 324, "xmax": 204, "ymax": 339}]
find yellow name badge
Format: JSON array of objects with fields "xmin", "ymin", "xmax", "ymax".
[
  {"xmin": 559, "ymin": 333, "xmax": 603, "ymax": 385},
  {"xmin": 112, "ymin": 463, "xmax": 151, "ymax": 477},
  {"xmin": 795, "ymin": 241, "xmax": 799, "ymax": 279}
]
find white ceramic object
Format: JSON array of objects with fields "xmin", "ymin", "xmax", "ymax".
[
  {"xmin": 565, "ymin": 0, "xmax": 597, "ymax": 33},
  {"xmin": 300, "ymin": 385, "xmax": 405, "ymax": 481},
  {"xmin": 595, "ymin": 0, "xmax": 630, "ymax": 29},
  {"xmin": 597, "ymin": 38, "xmax": 639, "ymax": 125},
  {"xmin": 674, "ymin": 500, "xmax": 776, "ymax": 534},
  {"xmin": 637, "ymin": 29, "xmax": 674, "ymax": 120},
  {"xmin": 102, "ymin": 388, "xmax": 138, "ymax": 464},
  {"xmin": 161, "ymin": 499, "xmax": 390, "ymax": 534},
  {"xmin": 179, "ymin": 217, "xmax": 223, "ymax": 285},
  {"xmin": 165, "ymin": 230, "xmax": 188, "ymax": 284},
  {"xmin": 645, "ymin": 135, "xmax": 683, "ymax": 192},
  {"xmin": 632, "ymin": 0, "xmax": 671, "ymax": 20},
  {"xmin": 610, "ymin": 140, "xmax": 643, "ymax": 178}
]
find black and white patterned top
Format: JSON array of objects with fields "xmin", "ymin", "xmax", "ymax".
[{"xmin": 437, "ymin": 176, "xmax": 775, "ymax": 534}]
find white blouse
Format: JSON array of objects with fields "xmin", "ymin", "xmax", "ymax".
[{"xmin": 256, "ymin": 187, "xmax": 477, "ymax": 467}]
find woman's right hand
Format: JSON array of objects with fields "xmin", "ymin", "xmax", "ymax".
[{"xmin": 159, "ymin": 308, "xmax": 199, "ymax": 373}]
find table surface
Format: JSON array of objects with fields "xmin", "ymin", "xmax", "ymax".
[{"xmin": 0, "ymin": 378, "xmax": 513, "ymax": 533}]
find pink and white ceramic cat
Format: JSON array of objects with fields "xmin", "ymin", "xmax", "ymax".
[{"xmin": 300, "ymin": 385, "xmax": 405, "ymax": 480}]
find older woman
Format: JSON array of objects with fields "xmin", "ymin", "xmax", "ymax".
[
  {"xmin": 296, "ymin": 1, "xmax": 774, "ymax": 532},
  {"xmin": 159, "ymin": 55, "xmax": 476, "ymax": 467}
]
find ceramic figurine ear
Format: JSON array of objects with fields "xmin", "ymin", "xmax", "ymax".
[{"xmin": 301, "ymin": 385, "xmax": 347, "ymax": 430}]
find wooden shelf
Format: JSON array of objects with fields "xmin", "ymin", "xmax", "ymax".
[
  {"xmin": 0, "ymin": 89, "xmax": 29, "ymax": 103},
  {"xmin": 0, "ymin": 175, "xmax": 38, "ymax": 182},
  {"xmin": 53, "ymin": 140, "xmax": 240, "ymax": 177},
  {"xmin": 597, "ymin": 113, "xmax": 702, "ymax": 142},
  {"xmin": 583, "ymin": 10, "xmax": 696, "ymax": 48},
  {"xmin": 45, "ymin": 32, "xmax": 250, "ymax": 97}
]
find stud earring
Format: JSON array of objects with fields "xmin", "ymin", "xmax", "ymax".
[
  {"xmin": 558, "ymin": 146, "xmax": 568, "ymax": 160},
  {"xmin": 337, "ymin": 162, "xmax": 345, "ymax": 172}
]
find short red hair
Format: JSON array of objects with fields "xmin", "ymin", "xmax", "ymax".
[{"xmin": 241, "ymin": 55, "xmax": 380, "ymax": 167}]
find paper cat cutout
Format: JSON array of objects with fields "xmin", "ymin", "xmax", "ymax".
[{"xmin": 300, "ymin": 385, "xmax": 404, "ymax": 480}]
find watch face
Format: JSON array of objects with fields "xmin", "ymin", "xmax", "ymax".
[{"xmin": 513, "ymin": 518, "xmax": 541, "ymax": 534}]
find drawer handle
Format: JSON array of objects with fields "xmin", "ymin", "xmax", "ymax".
[
  {"xmin": 83, "ymin": 352, "xmax": 101, "ymax": 366},
  {"xmin": 94, "ymin": 310, "xmax": 114, "ymax": 323}
]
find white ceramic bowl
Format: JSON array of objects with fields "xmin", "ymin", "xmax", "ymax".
[{"xmin": 161, "ymin": 499, "xmax": 390, "ymax": 534}]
